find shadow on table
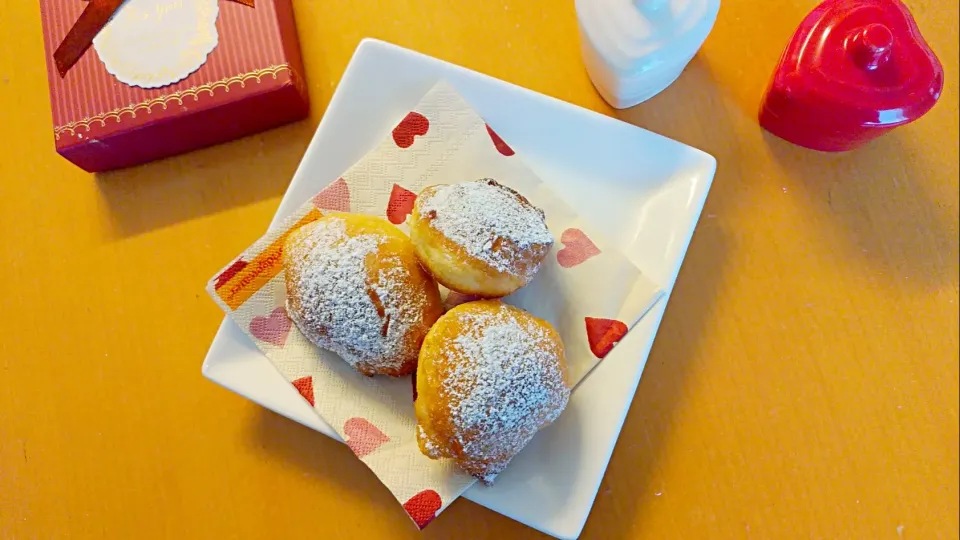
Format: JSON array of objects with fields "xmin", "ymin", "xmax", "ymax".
[
  {"xmin": 584, "ymin": 218, "xmax": 731, "ymax": 538},
  {"xmin": 94, "ymin": 119, "xmax": 316, "ymax": 240},
  {"xmin": 763, "ymin": 130, "xmax": 959, "ymax": 289},
  {"xmin": 581, "ymin": 55, "xmax": 735, "ymax": 537},
  {"xmin": 246, "ymin": 408, "xmax": 543, "ymax": 539},
  {"xmin": 583, "ymin": 49, "xmax": 954, "ymax": 537},
  {"xmin": 93, "ymin": 34, "xmax": 343, "ymax": 241}
]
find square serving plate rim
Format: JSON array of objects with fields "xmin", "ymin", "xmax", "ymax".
[{"xmin": 203, "ymin": 37, "xmax": 716, "ymax": 540}]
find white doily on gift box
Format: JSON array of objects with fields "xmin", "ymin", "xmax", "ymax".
[{"xmin": 93, "ymin": 0, "xmax": 220, "ymax": 89}]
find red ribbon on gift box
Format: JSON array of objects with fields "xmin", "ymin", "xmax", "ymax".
[{"xmin": 54, "ymin": 0, "xmax": 255, "ymax": 77}]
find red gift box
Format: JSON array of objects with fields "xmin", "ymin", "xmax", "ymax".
[{"xmin": 38, "ymin": 0, "xmax": 309, "ymax": 172}]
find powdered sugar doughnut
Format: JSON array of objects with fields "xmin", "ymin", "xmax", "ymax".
[
  {"xmin": 283, "ymin": 213, "xmax": 444, "ymax": 377},
  {"xmin": 410, "ymin": 179, "xmax": 554, "ymax": 298},
  {"xmin": 414, "ymin": 300, "xmax": 570, "ymax": 483}
]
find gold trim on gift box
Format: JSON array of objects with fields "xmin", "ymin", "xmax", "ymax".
[{"xmin": 54, "ymin": 64, "xmax": 297, "ymax": 140}]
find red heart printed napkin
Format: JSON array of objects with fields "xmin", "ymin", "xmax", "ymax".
[{"xmin": 206, "ymin": 81, "xmax": 662, "ymax": 529}]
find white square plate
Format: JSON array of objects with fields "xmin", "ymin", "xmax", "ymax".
[{"xmin": 202, "ymin": 39, "xmax": 715, "ymax": 539}]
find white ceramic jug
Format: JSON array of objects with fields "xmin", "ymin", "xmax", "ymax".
[{"xmin": 576, "ymin": 0, "xmax": 721, "ymax": 109}]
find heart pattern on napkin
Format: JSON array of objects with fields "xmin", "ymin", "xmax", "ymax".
[
  {"xmin": 557, "ymin": 228, "xmax": 601, "ymax": 268},
  {"xmin": 486, "ymin": 124, "xmax": 515, "ymax": 156},
  {"xmin": 312, "ymin": 178, "xmax": 351, "ymax": 212},
  {"xmin": 403, "ymin": 489, "xmax": 442, "ymax": 529},
  {"xmin": 249, "ymin": 307, "xmax": 292, "ymax": 347},
  {"xmin": 386, "ymin": 184, "xmax": 417, "ymax": 224},
  {"xmin": 292, "ymin": 377, "xmax": 315, "ymax": 407},
  {"xmin": 585, "ymin": 317, "xmax": 628, "ymax": 359},
  {"xmin": 343, "ymin": 417, "xmax": 390, "ymax": 458},
  {"xmin": 392, "ymin": 112, "xmax": 430, "ymax": 149}
]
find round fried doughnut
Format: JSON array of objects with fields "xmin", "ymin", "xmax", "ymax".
[
  {"xmin": 283, "ymin": 213, "xmax": 444, "ymax": 377},
  {"xmin": 414, "ymin": 300, "xmax": 570, "ymax": 483},
  {"xmin": 410, "ymin": 179, "xmax": 554, "ymax": 298}
]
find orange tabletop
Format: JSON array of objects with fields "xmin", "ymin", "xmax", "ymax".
[{"xmin": 1, "ymin": 1, "xmax": 957, "ymax": 538}]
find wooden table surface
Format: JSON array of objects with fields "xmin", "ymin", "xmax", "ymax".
[{"xmin": 1, "ymin": 1, "xmax": 957, "ymax": 538}]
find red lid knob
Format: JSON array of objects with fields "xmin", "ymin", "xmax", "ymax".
[{"xmin": 847, "ymin": 23, "xmax": 894, "ymax": 70}]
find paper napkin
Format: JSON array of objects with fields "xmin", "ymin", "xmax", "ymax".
[{"xmin": 206, "ymin": 81, "xmax": 662, "ymax": 529}]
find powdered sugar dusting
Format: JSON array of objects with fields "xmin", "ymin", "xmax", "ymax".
[
  {"xmin": 442, "ymin": 304, "xmax": 569, "ymax": 479},
  {"xmin": 417, "ymin": 424, "xmax": 439, "ymax": 457},
  {"xmin": 285, "ymin": 218, "xmax": 426, "ymax": 371},
  {"xmin": 419, "ymin": 179, "xmax": 553, "ymax": 273}
]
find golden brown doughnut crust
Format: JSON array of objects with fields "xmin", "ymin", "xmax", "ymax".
[
  {"xmin": 410, "ymin": 180, "xmax": 553, "ymax": 298},
  {"xmin": 283, "ymin": 213, "xmax": 443, "ymax": 377},
  {"xmin": 415, "ymin": 300, "xmax": 570, "ymax": 483}
]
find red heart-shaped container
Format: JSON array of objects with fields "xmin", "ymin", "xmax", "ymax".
[{"xmin": 759, "ymin": 0, "xmax": 943, "ymax": 152}]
